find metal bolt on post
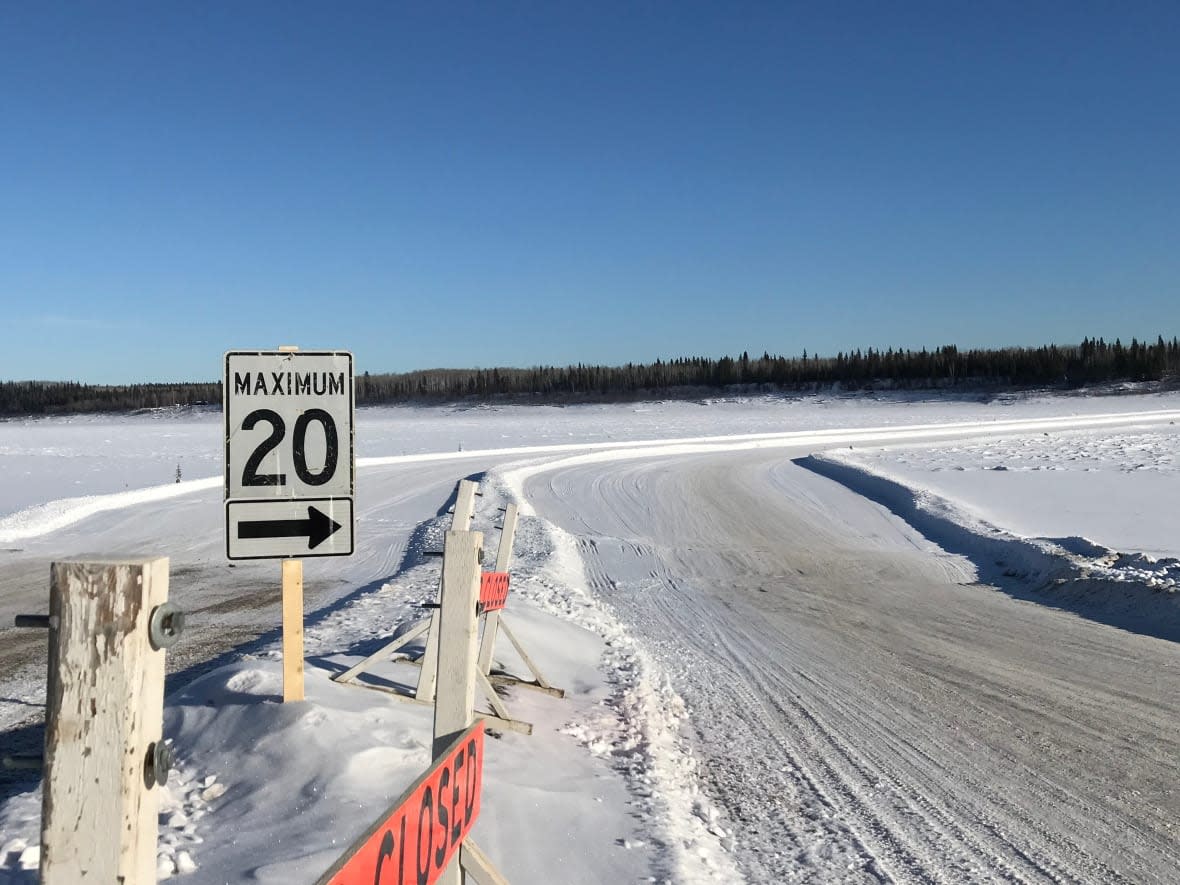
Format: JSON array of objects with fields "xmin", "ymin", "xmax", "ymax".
[
  {"xmin": 148, "ymin": 603, "xmax": 185, "ymax": 650},
  {"xmin": 14, "ymin": 614, "xmax": 55, "ymax": 629}
]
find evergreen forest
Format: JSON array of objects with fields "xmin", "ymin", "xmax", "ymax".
[{"xmin": 3, "ymin": 336, "xmax": 1178, "ymax": 416}]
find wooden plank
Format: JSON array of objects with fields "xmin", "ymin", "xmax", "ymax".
[
  {"xmin": 460, "ymin": 840, "xmax": 512, "ymax": 885},
  {"xmin": 414, "ymin": 611, "xmax": 442, "ymax": 701},
  {"xmin": 417, "ymin": 479, "xmax": 478, "ymax": 702},
  {"xmin": 477, "ymin": 503, "xmax": 517, "ymax": 676},
  {"xmin": 41, "ymin": 556, "xmax": 169, "ymax": 885},
  {"xmin": 476, "ymin": 607, "xmax": 504, "ymax": 676},
  {"xmin": 344, "ymin": 682, "xmax": 432, "ymax": 705},
  {"xmin": 476, "ymin": 670, "xmax": 515, "ymax": 723},
  {"xmin": 358, "ymin": 685, "xmax": 530, "ymax": 735},
  {"xmin": 332, "ymin": 619, "xmax": 430, "ymax": 684},
  {"xmin": 497, "ymin": 618, "xmax": 556, "ymax": 691},
  {"xmin": 488, "ymin": 674, "xmax": 566, "ymax": 699},
  {"xmin": 475, "ymin": 671, "xmax": 535, "ymax": 733},
  {"xmin": 352, "ymin": 680, "xmax": 532, "ymax": 734},
  {"xmin": 432, "ymin": 530, "xmax": 482, "ymax": 755},
  {"xmin": 433, "ymin": 528, "xmax": 482, "ymax": 885},
  {"xmin": 493, "ymin": 503, "xmax": 518, "ymax": 573},
  {"xmin": 475, "ymin": 712, "xmax": 532, "ymax": 736},
  {"xmin": 282, "ymin": 558, "xmax": 305, "ymax": 702}
]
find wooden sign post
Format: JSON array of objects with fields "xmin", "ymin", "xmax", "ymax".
[
  {"xmin": 41, "ymin": 557, "xmax": 171, "ymax": 885},
  {"xmin": 282, "ymin": 558, "xmax": 305, "ymax": 702}
]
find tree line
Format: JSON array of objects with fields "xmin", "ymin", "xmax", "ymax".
[
  {"xmin": 0, "ymin": 381, "xmax": 221, "ymax": 416},
  {"xmin": 3, "ymin": 336, "xmax": 1178, "ymax": 416}
]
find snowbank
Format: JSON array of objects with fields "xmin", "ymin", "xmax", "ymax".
[
  {"xmin": 0, "ymin": 482, "xmax": 740, "ymax": 884},
  {"xmin": 798, "ymin": 454, "xmax": 1180, "ymax": 643}
]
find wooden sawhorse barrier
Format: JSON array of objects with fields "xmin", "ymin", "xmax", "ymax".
[
  {"xmin": 332, "ymin": 483, "xmax": 544, "ymax": 734},
  {"xmin": 317, "ymin": 530, "xmax": 509, "ymax": 885}
]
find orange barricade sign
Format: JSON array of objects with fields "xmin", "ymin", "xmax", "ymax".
[
  {"xmin": 317, "ymin": 724, "xmax": 484, "ymax": 885},
  {"xmin": 479, "ymin": 572, "xmax": 510, "ymax": 613}
]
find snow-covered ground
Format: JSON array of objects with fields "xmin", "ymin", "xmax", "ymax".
[
  {"xmin": 3, "ymin": 390, "xmax": 1178, "ymax": 520},
  {"xmin": 2, "ymin": 392, "xmax": 1179, "ymax": 883},
  {"xmin": 825, "ymin": 423, "xmax": 1180, "ymax": 559}
]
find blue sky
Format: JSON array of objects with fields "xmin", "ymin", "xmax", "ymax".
[{"xmin": 2, "ymin": 2, "xmax": 1177, "ymax": 383}]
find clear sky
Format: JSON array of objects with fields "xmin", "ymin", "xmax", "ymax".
[{"xmin": 2, "ymin": 2, "xmax": 1177, "ymax": 383}]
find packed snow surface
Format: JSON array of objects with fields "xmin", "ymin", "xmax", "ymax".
[{"xmin": 2, "ymin": 391, "xmax": 1179, "ymax": 883}]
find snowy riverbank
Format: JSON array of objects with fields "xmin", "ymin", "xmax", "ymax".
[{"xmin": 3, "ymin": 392, "xmax": 1179, "ymax": 882}]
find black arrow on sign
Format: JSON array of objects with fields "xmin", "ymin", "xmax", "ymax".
[{"xmin": 238, "ymin": 505, "xmax": 343, "ymax": 550}]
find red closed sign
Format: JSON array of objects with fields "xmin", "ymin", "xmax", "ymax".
[
  {"xmin": 479, "ymin": 572, "xmax": 510, "ymax": 613},
  {"xmin": 317, "ymin": 725, "xmax": 484, "ymax": 885}
]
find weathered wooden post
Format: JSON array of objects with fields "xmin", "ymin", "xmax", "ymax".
[
  {"xmin": 41, "ymin": 556, "xmax": 175, "ymax": 885},
  {"xmin": 435, "ymin": 531, "xmax": 509, "ymax": 885},
  {"xmin": 477, "ymin": 503, "xmax": 518, "ymax": 676},
  {"xmin": 433, "ymin": 531, "xmax": 483, "ymax": 759},
  {"xmin": 416, "ymin": 479, "xmax": 478, "ymax": 702}
]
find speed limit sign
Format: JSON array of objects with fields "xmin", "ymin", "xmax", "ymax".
[{"xmin": 224, "ymin": 350, "xmax": 355, "ymax": 559}]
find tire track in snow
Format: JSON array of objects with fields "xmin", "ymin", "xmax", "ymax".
[
  {"xmin": 522, "ymin": 447, "xmax": 1180, "ymax": 884},
  {"xmin": 710, "ymin": 616, "xmax": 984, "ymax": 882},
  {"xmin": 685, "ymin": 579, "xmax": 1047, "ymax": 885},
  {"xmin": 782, "ymin": 580, "xmax": 1129, "ymax": 885},
  {"xmin": 571, "ymin": 531, "xmax": 891, "ymax": 882}
]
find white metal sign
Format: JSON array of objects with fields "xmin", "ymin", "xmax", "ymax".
[{"xmin": 224, "ymin": 350, "xmax": 354, "ymax": 559}]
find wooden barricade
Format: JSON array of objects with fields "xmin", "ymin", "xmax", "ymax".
[
  {"xmin": 332, "ymin": 480, "xmax": 477, "ymax": 689},
  {"xmin": 317, "ymin": 530, "xmax": 508, "ymax": 885},
  {"xmin": 332, "ymin": 482, "xmax": 533, "ymax": 734}
]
